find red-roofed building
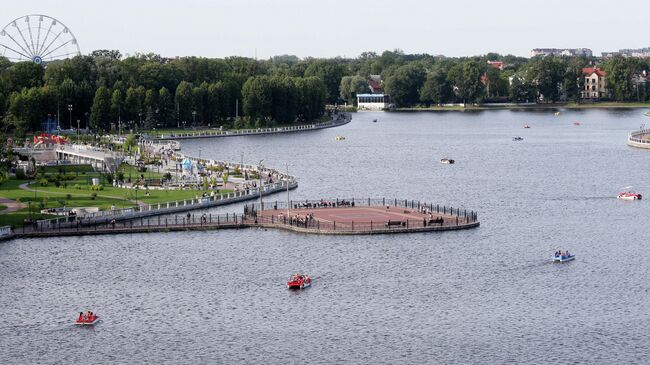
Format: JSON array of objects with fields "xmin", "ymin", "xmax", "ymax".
[
  {"xmin": 581, "ymin": 67, "xmax": 609, "ymax": 99},
  {"xmin": 368, "ymin": 75, "xmax": 383, "ymax": 94},
  {"xmin": 487, "ymin": 61, "xmax": 506, "ymax": 70}
]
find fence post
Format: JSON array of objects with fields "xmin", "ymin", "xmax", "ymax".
[
  {"xmin": 383, "ymin": 197, "xmax": 385, "ymax": 206},
  {"xmin": 333, "ymin": 221, "xmax": 336, "ymax": 231},
  {"xmin": 351, "ymin": 221, "xmax": 354, "ymax": 231},
  {"xmin": 370, "ymin": 221, "xmax": 373, "ymax": 230}
]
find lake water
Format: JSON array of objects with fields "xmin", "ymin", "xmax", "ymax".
[{"xmin": 2, "ymin": 109, "xmax": 649, "ymax": 364}]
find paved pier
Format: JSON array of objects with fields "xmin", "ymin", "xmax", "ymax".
[{"xmin": 11, "ymin": 199, "xmax": 479, "ymax": 239}]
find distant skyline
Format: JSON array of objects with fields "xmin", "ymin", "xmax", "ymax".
[{"xmin": 2, "ymin": 0, "xmax": 648, "ymax": 59}]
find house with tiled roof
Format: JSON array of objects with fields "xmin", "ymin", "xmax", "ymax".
[
  {"xmin": 367, "ymin": 75, "xmax": 383, "ymax": 93},
  {"xmin": 581, "ymin": 67, "xmax": 609, "ymax": 99}
]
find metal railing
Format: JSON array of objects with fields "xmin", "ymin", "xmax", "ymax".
[
  {"xmin": 243, "ymin": 197, "xmax": 479, "ymax": 233},
  {"xmin": 628, "ymin": 129, "xmax": 650, "ymax": 144}
]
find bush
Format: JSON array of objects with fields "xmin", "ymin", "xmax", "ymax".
[
  {"xmin": 90, "ymin": 193, "xmax": 97, "ymax": 200},
  {"xmin": 90, "ymin": 185, "xmax": 104, "ymax": 191},
  {"xmin": 163, "ymin": 172, "xmax": 172, "ymax": 181},
  {"xmin": 54, "ymin": 180, "xmax": 61, "ymax": 187},
  {"xmin": 66, "ymin": 194, "xmax": 72, "ymax": 200},
  {"xmin": 73, "ymin": 184, "xmax": 82, "ymax": 190},
  {"xmin": 38, "ymin": 178, "xmax": 48, "ymax": 187},
  {"xmin": 15, "ymin": 169, "xmax": 27, "ymax": 180}
]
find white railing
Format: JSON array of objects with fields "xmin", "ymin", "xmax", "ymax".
[
  {"xmin": 153, "ymin": 113, "xmax": 351, "ymax": 140},
  {"xmin": 628, "ymin": 129, "xmax": 650, "ymax": 146},
  {"xmin": 0, "ymin": 226, "xmax": 12, "ymax": 238}
]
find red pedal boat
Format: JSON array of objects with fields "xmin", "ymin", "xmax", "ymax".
[
  {"xmin": 287, "ymin": 273, "xmax": 311, "ymax": 289},
  {"xmin": 617, "ymin": 187, "xmax": 642, "ymax": 201}
]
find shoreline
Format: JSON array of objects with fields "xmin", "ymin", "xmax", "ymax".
[{"xmin": 393, "ymin": 102, "xmax": 650, "ymax": 112}]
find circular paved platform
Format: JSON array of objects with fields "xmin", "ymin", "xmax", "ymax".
[{"xmin": 254, "ymin": 204, "xmax": 479, "ymax": 235}]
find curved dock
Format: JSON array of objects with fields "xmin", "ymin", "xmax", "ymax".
[{"xmin": 628, "ymin": 129, "xmax": 650, "ymax": 149}]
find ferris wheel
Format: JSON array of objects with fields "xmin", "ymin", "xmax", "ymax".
[{"xmin": 0, "ymin": 14, "xmax": 81, "ymax": 65}]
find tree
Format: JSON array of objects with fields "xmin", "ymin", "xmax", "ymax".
[
  {"xmin": 563, "ymin": 61, "xmax": 584, "ymax": 102},
  {"xmin": 304, "ymin": 60, "xmax": 345, "ymax": 103},
  {"xmin": 339, "ymin": 75, "xmax": 369, "ymax": 105},
  {"xmin": 8, "ymin": 62, "xmax": 44, "ymax": 90},
  {"xmin": 530, "ymin": 56, "xmax": 564, "ymax": 102},
  {"xmin": 175, "ymin": 81, "xmax": 194, "ymax": 126},
  {"xmin": 158, "ymin": 87, "xmax": 174, "ymax": 127},
  {"xmin": 296, "ymin": 77, "xmax": 326, "ymax": 121},
  {"xmin": 384, "ymin": 64, "xmax": 426, "ymax": 106},
  {"xmin": 420, "ymin": 68, "xmax": 453, "ymax": 105},
  {"xmin": 124, "ymin": 86, "xmax": 145, "ymax": 123},
  {"xmin": 143, "ymin": 89, "xmax": 158, "ymax": 129},
  {"xmin": 604, "ymin": 57, "xmax": 645, "ymax": 101},
  {"xmin": 111, "ymin": 89, "xmax": 124, "ymax": 126},
  {"xmin": 242, "ymin": 76, "xmax": 272, "ymax": 121},
  {"xmin": 448, "ymin": 60, "xmax": 485, "ymax": 104},
  {"xmin": 90, "ymin": 86, "xmax": 112, "ymax": 131},
  {"xmin": 509, "ymin": 74, "xmax": 536, "ymax": 103}
]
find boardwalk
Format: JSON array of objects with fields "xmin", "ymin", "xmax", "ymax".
[{"xmin": 11, "ymin": 200, "xmax": 480, "ymax": 238}]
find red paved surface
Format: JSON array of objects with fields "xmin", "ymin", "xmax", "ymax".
[{"xmin": 259, "ymin": 205, "xmax": 464, "ymax": 227}]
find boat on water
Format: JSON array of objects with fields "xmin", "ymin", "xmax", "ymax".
[
  {"xmin": 553, "ymin": 252, "xmax": 575, "ymax": 263},
  {"xmin": 617, "ymin": 188, "xmax": 642, "ymax": 201},
  {"xmin": 372, "ymin": 119, "xmax": 377, "ymax": 123},
  {"xmin": 574, "ymin": 122, "xmax": 581, "ymax": 126},
  {"xmin": 335, "ymin": 135, "xmax": 346, "ymax": 141},
  {"xmin": 513, "ymin": 136, "xmax": 524, "ymax": 141},
  {"xmin": 287, "ymin": 273, "xmax": 311, "ymax": 289},
  {"xmin": 523, "ymin": 124, "xmax": 531, "ymax": 129},
  {"xmin": 554, "ymin": 111, "xmax": 561, "ymax": 116},
  {"xmin": 440, "ymin": 158, "xmax": 455, "ymax": 164}
]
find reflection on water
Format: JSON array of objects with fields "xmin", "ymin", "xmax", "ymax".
[{"xmin": 1, "ymin": 109, "xmax": 649, "ymax": 364}]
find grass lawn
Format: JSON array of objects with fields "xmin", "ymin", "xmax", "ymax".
[{"xmin": 118, "ymin": 163, "xmax": 167, "ymax": 179}]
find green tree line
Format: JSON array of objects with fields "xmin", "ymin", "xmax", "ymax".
[{"xmin": 1, "ymin": 50, "xmax": 649, "ymax": 135}]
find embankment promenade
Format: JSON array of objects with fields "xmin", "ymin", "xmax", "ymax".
[{"xmin": 148, "ymin": 113, "xmax": 351, "ymax": 140}]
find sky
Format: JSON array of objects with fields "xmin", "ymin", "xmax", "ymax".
[{"xmin": 2, "ymin": 0, "xmax": 648, "ymax": 59}]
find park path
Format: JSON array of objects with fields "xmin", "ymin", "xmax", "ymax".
[
  {"xmin": 0, "ymin": 197, "xmax": 27, "ymax": 214},
  {"xmin": 18, "ymin": 183, "xmax": 148, "ymax": 207}
]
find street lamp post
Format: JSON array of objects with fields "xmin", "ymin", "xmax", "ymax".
[
  {"xmin": 76, "ymin": 120, "xmax": 80, "ymax": 144},
  {"xmin": 138, "ymin": 112, "xmax": 142, "ymax": 131},
  {"xmin": 286, "ymin": 163, "xmax": 290, "ymax": 218},
  {"xmin": 192, "ymin": 110, "xmax": 197, "ymax": 126},
  {"xmin": 67, "ymin": 104, "xmax": 73, "ymax": 129}
]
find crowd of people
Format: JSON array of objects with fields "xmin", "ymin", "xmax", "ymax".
[{"xmin": 77, "ymin": 311, "xmax": 97, "ymax": 323}]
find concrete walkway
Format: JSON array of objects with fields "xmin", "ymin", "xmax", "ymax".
[{"xmin": 0, "ymin": 197, "xmax": 27, "ymax": 214}]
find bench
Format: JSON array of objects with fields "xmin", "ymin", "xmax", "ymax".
[{"xmin": 385, "ymin": 220, "xmax": 405, "ymax": 228}]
